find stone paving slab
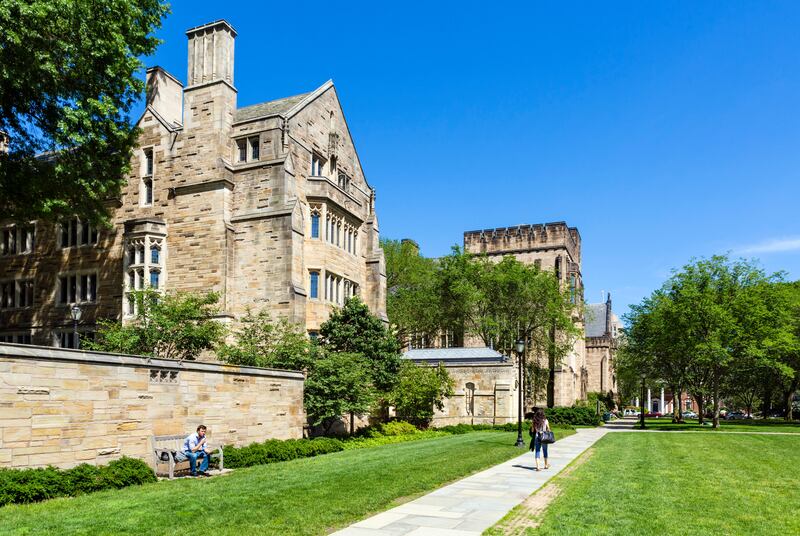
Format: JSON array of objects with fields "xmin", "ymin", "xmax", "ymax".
[{"xmin": 331, "ymin": 427, "xmax": 608, "ymax": 536}]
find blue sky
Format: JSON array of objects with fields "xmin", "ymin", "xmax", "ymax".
[{"xmin": 133, "ymin": 1, "xmax": 800, "ymax": 318}]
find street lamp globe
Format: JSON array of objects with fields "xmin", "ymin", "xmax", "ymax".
[
  {"xmin": 70, "ymin": 305, "xmax": 82, "ymax": 322},
  {"xmin": 515, "ymin": 339, "xmax": 525, "ymax": 355}
]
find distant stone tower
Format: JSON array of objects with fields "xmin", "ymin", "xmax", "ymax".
[{"xmin": 464, "ymin": 222, "xmax": 587, "ymax": 407}]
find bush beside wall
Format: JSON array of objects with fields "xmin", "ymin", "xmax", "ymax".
[
  {"xmin": 546, "ymin": 406, "xmax": 602, "ymax": 426},
  {"xmin": 0, "ymin": 457, "xmax": 156, "ymax": 507}
]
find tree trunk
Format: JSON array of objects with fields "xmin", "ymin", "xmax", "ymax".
[
  {"xmin": 670, "ymin": 385, "xmax": 680, "ymax": 423},
  {"xmin": 349, "ymin": 411, "xmax": 355, "ymax": 436},
  {"xmin": 547, "ymin": 325, "xmax": 556, "ymax": 408},
  {"xmin": 763, "ymin": 382, "xmax": 773, "ymax": 420},
  {"xmin": 695, "ymin": 394, "xmax": 705, "ymax": 425},
  {"xmin": 784, "ymin": 378, "xmax": 798, "ymax": 421},
  {"xmin": 712, "ymin": 365, "xmax": 721, "ymax": 429}
]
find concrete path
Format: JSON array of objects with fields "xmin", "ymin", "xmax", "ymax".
[{"xmin": 331, "ymin": 427, "xmax": 608, "ymax": 536}]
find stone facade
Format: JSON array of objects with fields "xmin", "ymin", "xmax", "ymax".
[
  {"xmin": 0, "ymin": 19, "xmax": 387, "ymax": 346},
  {"xmin": 402, "ymin": 348, "xmax": 517, "ymax": 426},
  {"xmin": 0, "ymin": 343, "xmax": 304, "ymax": 469},
  {"xmin": 584, "ymin": 294, "xmax": 621, "ymax": 397},
  {"xmin": 463, "ymin": 223, "xmax": 588, "ymax": 406}
]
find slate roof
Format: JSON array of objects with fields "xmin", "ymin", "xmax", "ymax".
[
  {"xmin": 234, "ymin": 92, "xmax": 311, "ymax": 123},
  {"xmin": 584, "ymin": 303, "xmax": 609, "ymax": 337},
  {"xmin": 402, "ymin": 347, "xmax": 509, "ymax": 365}
]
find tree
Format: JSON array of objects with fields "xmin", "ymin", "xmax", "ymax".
[
  {"xmin": 304, "ymin": 352, "xmax": 377, "ymax": 435},
  {"xmin": 392, "ymin": 362, "xmax": 455, "ymax": 427},
  {"xmin": 85, "ymin": 290, "xmax": 225, "ymax": 361},
  {"xmin": 435, "ymin": 250, "xmax": 579, "ymax": 406},
  {"xmin": 218, "ymin": 309, "xmax": 318, "ymax": 371},
  {"xmin": 319, "ymin": 297, "xmax": 402, "ymax": 394},
  {"xmin": 382, "ymin": 238, "xmax": 441, "ymax": 346},
  {"xmin": 0, "ymin": 0, "xmax": 169, "ymax": 226},
  {"xmin": 623, "ymin": 256, "xmax": 786, "ymax": 428}
]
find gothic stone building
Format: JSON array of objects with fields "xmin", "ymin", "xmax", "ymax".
[
  {"xmin": 0, "ymin": 20, "xmax": 387, "ymax": 347},
  {"xmin": 584, "ymin": 294, "xmax": 620, "ymax": 397},
  {"xmin": 463, "ymin": 223, "xmax": 588, "ymax": 407}
]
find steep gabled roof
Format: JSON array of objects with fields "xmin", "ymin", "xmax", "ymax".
[
  {"xmin": 234, "ymin": 92, "xmax": 311, "ymax": 123},
  {"xmin": 585, "ymin": 303, "xmax": 609, "ymax": 337}
]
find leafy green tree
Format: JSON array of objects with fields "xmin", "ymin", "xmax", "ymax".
[
  {"xmin": 382, "ymin": 238, "xmax": 441, "ymax": 346},
  {"xmin": 85, "ymin": 290, "xmax": 225, "ymax": 361},
  {"xmin": 624, "ymin": 256, "xmax": 787, "ymax": 428},
  {"xmin": 304, "ymin": 352, "xmax": 377, "ymax": 435},
  {"xmin": 435, "ymin": 250, "xmax": 578, "ymax": 406},
  {"xmin": 218, "ymin": 309, "xmax": 318, "ymax": 371},
  {"xmin": 0, "ymin": 0, "xmax": 169, "ymax": 225},
  {"xmin": 319, "ymin": 297, "xmax": 402, "ymax": 394},
  {"xmin": 392, "ymin": 362, "xmax": 455, "ymax": 427}
]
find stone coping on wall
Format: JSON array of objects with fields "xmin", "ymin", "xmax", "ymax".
[{"xmin": 0, "ymin": 343, "xmax": 304, "ymax": 380}]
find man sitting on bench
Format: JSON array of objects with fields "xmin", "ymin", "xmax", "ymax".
[{"xmin": 183, "ymin": 424, "xmax": 212, "ymax": 477}]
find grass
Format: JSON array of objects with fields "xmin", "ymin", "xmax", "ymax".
[
  {"xmin": 638, "ymin": 418, "xmax": 800, "ymax": 433},
  {"xmin": 490, "ymin": 432, "xmax": 800, "ymax": 535},
  {"xmin": 0, "ymin": 431, "xmax": 546, "ymax": 536}
]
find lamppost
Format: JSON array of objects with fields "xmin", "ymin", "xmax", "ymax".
[
  {"xmin": 639, "ymin": 372, "xmax": 646, "ymax": 430},
  {"xmin": 70, "ymin": 305, "xmax": 82, "ymax": 349},
  {"xmin": 514, "ymin": 339, "xmax": 526, "ymax": 447}
]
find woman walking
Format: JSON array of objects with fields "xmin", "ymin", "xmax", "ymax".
[{"xmin": 530, "ymin": 408, "xmax": 551, "ymax": 470}]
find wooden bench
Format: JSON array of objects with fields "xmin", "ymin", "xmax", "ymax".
[{"xmin": 151, "ymin": 434, "xmax": 224, "ymax": 479}]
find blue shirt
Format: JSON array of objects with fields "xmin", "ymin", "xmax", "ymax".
[{"xmin": 183, "ymin": 433, "xmax": 205, "ymax": 453}]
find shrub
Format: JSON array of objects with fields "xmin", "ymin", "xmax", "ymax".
[
  {"xmin": 379, "ymin": 421, "xmax": 418, "ymax": 436},
  {"xmin": 0, "ymin": 457, "xmax": 156, "ymax": 507},
  {"xmin": 223, "ymin": 438, "xmax": 345, "ymax": 469},
  {"xmin": 341, "ymin": 430, "xmax": 446, "ymax": 450},
  {"xmin": 546, "ymin": 406, "xmax": 602, "ymax": 426},
  {"xmin": 98, "ymin": 457, "xmax": 157, "ymax": 489}
]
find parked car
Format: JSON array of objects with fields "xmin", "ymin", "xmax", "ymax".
[
  {"xmin": 725, "ymin": 411, "xmax": 748, "ymax": 420},
  {"xmin": 682, "ymin": 411, "xmax": 698, "ymax": 419},
  {"xmin": 623, "ymin": 409, "xmax": 640, "ymax": 417},
  {"xmin": 644, "ymin": 412, "xmax": 663, "ymax": 419}
]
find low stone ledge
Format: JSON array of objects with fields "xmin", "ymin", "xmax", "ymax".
[{"xmin": 0, "ymin": 343, "xmax": 303, "ymax": 381}]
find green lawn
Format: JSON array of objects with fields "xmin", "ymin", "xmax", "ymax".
[
  {"xmin": 639, "ymin": 418, "xmax": 800, "ymax": 433},
  {"xmin": 498, "ymin": 432, "xmax": 800, "ymax": 535},
  {"xmin": 0, "ymin": 431, "xmax": 537, "ymax": 536}
]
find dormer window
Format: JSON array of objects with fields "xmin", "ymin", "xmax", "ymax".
[
  {"xmin": 338, "ymin": 172, "xmax": 350, "ymax": 192},
  {"xmin": 311, "ymin": 153, "xmax": 325, "ymax": 176},
  {"xmin": 236, "ymin": 136, "xmax": 260, "ymax": 163}
]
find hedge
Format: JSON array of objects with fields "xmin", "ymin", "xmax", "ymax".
[
  {"xmin": 0, "ymin": 457, "xmax": 156, "ymax": 507},
  {"xmin": 545, "ymin": 406, "xmax": 602, "ymax": 426},
  {"xmin": 222, "ymin": 438, "xmax": 345, "ymax": 469}
]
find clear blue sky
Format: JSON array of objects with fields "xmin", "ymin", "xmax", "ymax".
[{"xmin": 134, "ymin": 1, "xmax": 800, "ymax": 318}]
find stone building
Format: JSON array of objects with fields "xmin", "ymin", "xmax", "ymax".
[
  {"xmin": 0, "ymin": 19, "xmax": 387, "ymax": 346},
  {"xmin": 402, "ymin": 347, "xmax": 517, "ymax": 426},
  {"xmin": 463, "ymin": 223, "xmax": 588, "ymax": 407},
  {"xmin": 584, "ymin": 293, "xmax": 620, "ymax": 397}
]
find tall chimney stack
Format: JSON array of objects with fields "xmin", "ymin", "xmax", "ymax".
[{"xmin": 186, "ymin": 19, "xmax": 236, "ymax": 88}]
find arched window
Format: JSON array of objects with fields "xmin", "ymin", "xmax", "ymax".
[
  {"xmin": 465, "ymin": 383, "xmax": 475, "ymax": 416},
  {"xmin": 311, "ymin": 213, "xmax": 320, "ymax": 238}
]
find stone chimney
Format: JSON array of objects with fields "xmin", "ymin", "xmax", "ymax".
[
  {"xmin": 182, "ymin": 20, "xmax": 237, "ymax": 133},
  {"xmin": 145, "ymin": 67, "xmax": 183, "ymax": 127},
  {"xmin": 186, "ymin": 19, "xmax": 236, "ymax": 88}
]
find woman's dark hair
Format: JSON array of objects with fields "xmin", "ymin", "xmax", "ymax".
[{"xmin": 533, "ymin": 409, "xmax": 546, "ymax": 429}]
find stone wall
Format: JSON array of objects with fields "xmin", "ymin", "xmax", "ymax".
[
  {"xmin": 431, "ymin": 364, "xmax": 517, "ymax": 426},
  {"xmin": 0, "ymin": 344, "xmax": 305, "ymax": 469}
]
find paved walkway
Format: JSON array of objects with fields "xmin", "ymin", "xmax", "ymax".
[{"xmin": 331, "ymin": 427, "xmax": 608, "ymax": 536}]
